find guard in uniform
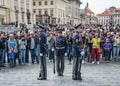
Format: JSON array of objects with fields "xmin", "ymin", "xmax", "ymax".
[
  {"xmin": 55, "ymin": 29, "xmax": 67, "ymax": 76},
  {"xmin": 72, "ymin": 24, "xmax": 83, "ymax": 81},
  {"xmin": 37, "ymin": 24, "xmax": 47, "ymax": 80}
]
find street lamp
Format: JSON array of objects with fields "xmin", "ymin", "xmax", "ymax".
[
  {"xmin": 14, "ymin": 6, "xmax": 19, "ymax": 27},
  {"xmin": 69, "ymin": 14, "xmax": 71, "ymax": 25},
  {"xmin": 89, "ymin": 14, "xmax": 92, "ymax": 24},
  {"xmin": 58, "ymin": 18, "xmax": 60, "ymax": 24},
  {"xmin": 44, "ymin": 11, "xmax": 49, "ymax": 24},
  {"xmin": 80, "ymin": 14, "xmax": 84, "ymax": 24},
  {"xmin": 48, "ymin": 16, "xmax": 50, "ymax": 24},
  {"xmin": 26, "ymin": 9, "xmax": 31, "ymax": 24}
]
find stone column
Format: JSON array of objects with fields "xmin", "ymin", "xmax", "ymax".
[
  {"xmin": 18, "ymin": 0, "xmax": 22, "ymax": 24},
  {"xmin": 24, "ymin": 0, "xmax": 27, "ymax": 24},
  {"xmin": 9, "ymin": 0, "xmax": 16, "ymax": 22}
]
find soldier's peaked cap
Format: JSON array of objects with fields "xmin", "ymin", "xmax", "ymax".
[
  {"xmin": 74, "ymin": 23, "xmax": 82, "ymax": 29},
  {"xmin": 37, "ymin": 24, "xmax": 44, "ymax": 29}
]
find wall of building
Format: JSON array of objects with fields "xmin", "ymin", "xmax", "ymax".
[
  {"xmin": 0, "ymin": 0, "xmax": 10, "ymax": 24},
  {"xmin": 98, "ymin": 7, "xmax": 120, "ymax": 26},
  {"xmin": 32, "ymin": 0, "xmax": 67, "ymax": 24},
  {"xmin": 98, "ymin": 15, "xmax": 120, "ymax": 26},
  {"xmin": 0, "ymin": 0, "xmax": 34, "ymax": 26},
  {"xmin": 66, "ymin": 0, "xmax": 81, "ymax": 25}
]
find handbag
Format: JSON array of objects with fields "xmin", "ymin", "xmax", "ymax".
[
  {"xmin": 81, "ymin": 49, "xmax": 85, "ymax": 56},
  {"xmin": 98, "ymin": 48, "xmax": 102, "ymax": 54}
]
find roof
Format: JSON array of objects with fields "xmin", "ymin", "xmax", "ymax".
[
  {"xmin": 116, "ymin": 8, "xmax": 120, "ymax": 12},
  {"xmin": 97, "ymin": 9, "xmax": 109, "ymax": 16},
  {"xmin": 85, "ymin": 7, "xmax": 94, "ymax": 14},
  {"xmin": 97, "ymin": 7, "xmax": 120, "ymax": 16},
  {"xmin": 68, "ymin": 0, "xmax": 82, "ymax": 4}
]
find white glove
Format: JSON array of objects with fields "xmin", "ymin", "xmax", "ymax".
[
  {"xmin": 81, "ymin": 50, "xmax": 85, "ymax": 56},
  {"xmin": 52, "ymin": 48, "xmax": 54, "ymax": 51},
  {"xmin": 65, "ymin": 53, "xmax": 67, "ymax": 56},
  {"xmin": 40, "ymin": 53, "xmax": 43, "ymax": 56}
]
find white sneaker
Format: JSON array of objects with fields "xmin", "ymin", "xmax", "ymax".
[
  {"xmin": 92, "ymin": 61, "xmax": 95, "ymax": 64},
  {"xmin": 97, "ymin": 61, "xmax": 100, "ymax": 64},
  {"xmin": 82, "ymin": 60, "xmax": 85, "ymax": 64}
]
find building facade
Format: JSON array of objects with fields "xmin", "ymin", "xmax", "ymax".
[
  {"xmin": 97, "ymin": 7, "xmax": 120, "ymax": 26},
  {"xmin": 0, "ymin": 0, "xmax": 9, "ymax": 25},
  {"xmin": 66, "ymin": 0, "xmax": 82, "ymax": 25},
  {"xmin": 80, "ymin": 3, "xmax": 98, "ymax": 24},
  {"xmin": 0, "ymin": 0, "xmax": 34, "ymax": 26},
  {"xmin": 32, "ymin": 0, "xmax": 68, "ymax": 24}
]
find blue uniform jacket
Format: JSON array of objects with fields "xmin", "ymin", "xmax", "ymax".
[
  {"xmin": 55, "ymin": 36, "xmax": 67, "ymax": 57},
  {"xmin": 39, "ymin": 31, "xmax": 47, "ymax": 55},
  {"xmin": 72, "ymin": 32, "xmax": 82, "ymax": 57}
]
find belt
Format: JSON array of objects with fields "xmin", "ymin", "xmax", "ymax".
[
  {"xmin": 92, "ymin": 46, "xmax": 100, "ymax": 48},
  {"xmin": 56, "ymin": 47, "xmax": 65, "ymax": 49}
]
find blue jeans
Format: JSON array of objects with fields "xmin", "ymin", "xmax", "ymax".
[
  {"xmin": 82, "ymin": 49, "xmax": 88, "ymax": 60},
  {"xmin": 48, "ymin": 50, "xmax": 54, "ymax": 60},
  {"xmin": 105, "ymin": 50, "xmax": 110, "ymax": 60},
  {"xmin": 30, "ymin": 49, "xmax": 35, "ymax": 63},
  {"xmin": 9, "ymin": 58, "xmax": 14, "ymax": 67},
  {"xmin": 67, "ymin": 44, "xmax": 72, "ymax": 60},
  {"xmin": 20, "ymin": 49, "xmax": 26, "ymax": 64},
  {"xmin": 113, "ymin": 46, "xmax": 120, "ymax": 59},
  {"xmin": 25, "ymin": 48, "xmax": 29, "ymax": 63},
  {"xmin": 9, "ymin": 53, "xmax": 16, "ymax": 67},
  {"xmin": 0, "ymin": 49, "xmax": 5, "ymax": 66},
  {"xmin": 35, "ymin": 45, "xmax": 40, "ymax": 63}
]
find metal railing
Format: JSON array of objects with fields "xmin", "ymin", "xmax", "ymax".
[{"xmin": 0, "ymin": 25, "xmax": 19, "ymax": 32}]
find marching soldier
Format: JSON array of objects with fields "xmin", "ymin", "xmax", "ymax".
[
  {"xmin": 72, "ymin": 24, "xmax": 83, "ymax": 81},
  {"xmin": 37, "ymin": 24, "xmax": 47, "ymax": 80},
  {"xmin": 55, "ymin": 29, "xmax": 67, "ymax": 76}
]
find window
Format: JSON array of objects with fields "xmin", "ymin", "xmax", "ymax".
[
  {"xmin": 0, "ymin": 0, "xmax": 5, "ymax": 6},
  {"xmin": 58, "ymin": 10, "xmax": 60, "ymax": 17},
  {"xmin": 15, "ymin": 13, "xmax": 18, "ymax": 21},
  {"xmin": 39, "ymin": 10, "xmax": 42, "ymax": 15},
  {"xmin": 22, "ymin": 13, "xmax": 24, "ymax": 22},
  {"xmin": 33, "ymin": 2, "xmax": 36, "ymax": 6},
  {"xmin": 26, "ymin": 2, "xmax": 29, "ymax": 9},
  {"xmin": 21, "ymin": 0, "xmax": 24, "ymax": 9},
  {"xmin": 45, "ymin": 1, "xmax": 47, "ymax": 5},
  {"xmin": 44, "ymin": 9, "xmax": 48, "ymax": 15},
  {"xmin": 50, "ymin": 9, "xmax": 54, "ymax": 16},
  {"xmin": 14, "ymin": 0, "xmax": 18, "ymax": 7},
  {"xmin": 51, "ymin": 1, "xmax": 54, "ymax": 5},
  {"xmin": 33, "ymin": 10, "xmax": 36, "ymax": 13},
  {"xmin": 63, "ymin": 12, "xmax": 65, "ymax": 17},
  {"xmin": 76, "ymin": 8, "xmax": 77, "ymax": 16},
  {"xmin": 60, "ymin": 11, "xmax": 62, "ymax": 17},
  {"xmin": 39, "ymin": 1, "xmax": 41, "ymax": 6}
]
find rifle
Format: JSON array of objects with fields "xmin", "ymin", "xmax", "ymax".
[
  {"xmin": 77, "ymin": 57, "xmax": 82, "ymax": 80},
  {"xmin": 41, "ymin": 54, "xmax": 45, "ymax": 77},
  {"xmin": 52, "ymin": 48, "xmax": 55, "ymax": 74},
  {"xmin": 77, "ymin": 53, "xmax": 82, "ymax": 80}
]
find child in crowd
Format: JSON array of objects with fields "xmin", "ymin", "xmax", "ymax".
[
  {"xmin": 103, "ymin": 38, "xmax": 112, "ymax": 62},
  {"xmin": 8, "ymin": 47, "xmax": 16, "ymax": 67}
]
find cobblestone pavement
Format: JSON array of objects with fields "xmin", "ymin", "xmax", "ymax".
[{"xmin": 0, "ymin": 59, "xmax": 120, "ymax": 86}]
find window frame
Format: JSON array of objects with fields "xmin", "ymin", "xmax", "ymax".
[
  {"xmin": 45, "ymin": 1, "xmax": 47, "ymax": 5},
  {"xmin": 39, "ymin": 1, "xmax": 41, "ymax": 6},
  {"xmin": 33, "ymin": 2, "xmax": 36, "ymax": 6},
  {"xmin": 51, "ymin": 1, "xmax": 54, "ymax": 5}
]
